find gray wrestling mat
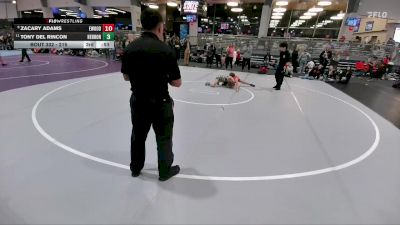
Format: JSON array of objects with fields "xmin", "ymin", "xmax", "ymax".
[{"xmin": 0, "ymin": 66, "xmax": 399, "ymax": 224}]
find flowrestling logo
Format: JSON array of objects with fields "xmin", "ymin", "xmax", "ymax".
[{"xmin": 367, "ymin": 11, "xmax": 388, "ymax": 19}]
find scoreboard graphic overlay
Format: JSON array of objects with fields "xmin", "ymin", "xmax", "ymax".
[{"xmin": 14, "ymin": 18, "xmax": 115, "ymax": 49}]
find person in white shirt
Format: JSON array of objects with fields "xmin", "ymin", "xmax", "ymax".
[{"xmin": 305, "ymin": 60, "xmax": 315, "ymax": 75}]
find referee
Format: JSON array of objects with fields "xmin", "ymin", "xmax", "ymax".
[
  {"xmin": 273, "ymin": 42, "xmax": 291, "ymax": 90},
  {"xmin": 121, "ymin": 9, "xmax": 182, "ymax": 181}
]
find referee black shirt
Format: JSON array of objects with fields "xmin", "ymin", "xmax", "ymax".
[
  {"xmin": 278, "ymin": 50, "xmax": 291, "ymax": 70},
  {"xmin": 121, "ymin": 32, "xmax": 181, "ymax": 100}
]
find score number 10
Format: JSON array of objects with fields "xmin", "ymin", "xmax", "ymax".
[{"xmin": 102, "ymin": 24, "xmax": 115, "ymax": 41}]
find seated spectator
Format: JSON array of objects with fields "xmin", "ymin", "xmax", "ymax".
[
  {"xmin": 355, "ymin": 61, "xmax": 365, "ymax": 71},
  {"xmin": 264, "ymin": 52, "xmax": 272, "ymax": 63},
  {"xmin": 284, "ymin": 62, "xmax": 294, "ymax": 77},
  {"xmin": 386, "ymin": 61, "xmax": 395, "ymax": 76},
  {"xmin": 326, "ymin": 65, "xmax": 338, "ymax": 80},
  {"xmin": 311, "ymin": 65, "xmax": 324, "ymax": 80},
  {"xmin": 383, "ymin": 55, "xmax": 391, "ymax": 65},
  {"xmin": 376, "ymin": 60, "xmax": 386, "ymax": 79},
  {"xmin": 338, "ymin": 66, "xmax": 353, "ymax": 84},
  {"xmin": 363, "ymin": 63, "xmax": 371, "ymax": 76},
  {"xmin": 368, "ymin": 60, "xmax": 382, "ymax": 79},
  {"xmin": 305, "ymin": 60, "xmax": 315, "ymax": 74},
  {"xmin": 354, "ymin": 61, "xmax": 365, "ymax": 76},
  {"xmin": 301, "ymin": 64, "xmax": 323, "ymax": 80},
  {"xmin": 370, "ymin": 63, "xmax": 377, "ymax": 78},
  {"xmin": 319, "ymin": 47, "xmax": 333, "ymax": 71}
]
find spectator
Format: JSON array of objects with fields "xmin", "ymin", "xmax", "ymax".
[
  {"xmin": 305, "ymin": 60, "xmax": 315, "ymax": 74},
  {"xmin": 319, "ymin": 47, "xmax": 332, "ymax": 72},
  {"xmin": 235, "ymin": 50, "xmax": 241, "ymax": 66},
  {"xmin": 310, "ymin": 65, "xmax": 324, "ymax": 80},
  {"xmin": 299, "ymin": 49, "xmax": 311, "ymax": 74},
  {"xmin": 170, "ymin": 33, "xmax": 180, "ymax": 61},
  {"xmin": 242, "ymin": 44, "xmax": 252, "ymax": 71},
  {"xmin": 225, "ymin": 44, "xmax": 235, "ymax": 69},
  {"xmin": 183, "ymin": 39, "xmax": 190, "ymax": 66},
  {"xmin": 383, "ymin": 55, "xmax": 391, "ymax": 65},
  {"xmin": 376, "ymin": 60, "xmax": 386, "ymax": 79},
  {"xmin": 338, "ymin": 66, "xmax": 353, "ymax": 84},
  {"xmin": 387, "ymin": 38, "xmax": 396, "ymax": 46},
  {"xmin": 212, "ymin": 44, "xmax": 216, "ymax": 57},
  {"xmin": 264, "ymin": 52, "xmax": 272, "ymax": 63},
  {"xmin": 284, "ymin": 62, "xmax": 294, "ymax": 77},
  {"xmin": 291, "ymin": 46, "xmax": 299, "ymax": 73},
  {"xmin": 215, "ymin": 46, "xmax": 222, "ymax": 68},
  {"xmin": 355, "ymin": 61, "xmax": 365, "ymax": 71},
  {"xmin": 206, "ymin": 44, "xmax": 214, "ymax": 67},
  {"xmin": 326, "ymin": 65, "xmax": 338, "ymax": 81}
]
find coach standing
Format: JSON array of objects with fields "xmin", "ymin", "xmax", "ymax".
[
  {"xmin": 273, "ymin": 42, "xmax": 291, "ymax": 90},
  {"xmin": 121, "ymin": 9, "xmax": 182, "ymax": 181}
]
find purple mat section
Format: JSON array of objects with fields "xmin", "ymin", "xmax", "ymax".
[{"xmin": 0, "ymin": 54, "xmax": 121, "ymax": 92}]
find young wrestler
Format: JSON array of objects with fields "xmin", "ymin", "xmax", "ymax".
[{"xmin": 206, "ymin": 72, "xmax": 254, "ymax": 92}]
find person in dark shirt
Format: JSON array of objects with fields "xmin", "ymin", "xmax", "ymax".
[
  {"xmin": 215, "ymin": 46, "xmax": 222, "ymax": 68},
  {"xmin": 310, "ymin": 65, "xmax": 324, "ymax": 80},
  {"xmin": 19, "ymin": 48, "xmax": 31, "ymax": 62},
  {"xmin": 121, "ymin": 9, "xmax": 182, "ymax": 181},
  {"xmin": 338, "ymin": 66, "xmax": 353, "ymax": 84},
  {"xmin": 206, "ymin": 44, "xmax": 214, "ymax": 67},
  {"xmin": 171, "ymin": 33, "xmax": 181, "ymax": 61},
  {"xmin": 319, "ymin": 47, "xmax": 332, "ymax": 73},
  {"xmin": 273, "ymin": 42, "xmax": 291, "ymax": 90},
  {"xmin": 291, "ymin": 47, "xmax": 299, "ymax": 73}
]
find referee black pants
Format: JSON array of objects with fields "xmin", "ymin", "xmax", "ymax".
[
  {"xmin": 275, "ymin": 66, "xmax": 285, "ymax": 88},
  {"xmin": 130, "ymin": 95, "xmax": 175, "ymax": 176},
  {"xmin": 20, "ymin": 50, "xmax": 31, "ymax": 62},
  {"xmin": 225, "ymin": 56, "xmax": 233, "ymax": 69}
]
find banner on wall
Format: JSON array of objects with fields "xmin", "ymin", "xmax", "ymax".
[
  {"xmin": 180, "ymin": 24, "xmax": 188, "ymax": 40},
  {"xmin": 345, "ymin": 17, "xmax": 360, "ymax": 32},
  {"xmin": 182, "ymin": 0, "xmax": 206, "ymax": 16},
  {"xmin": 357, "ymin": 0, "xmax": 400, "ymax": 20},
  {"xmin": 394, "ymin": 28, "xmax": 400, "ymax": 42},
  {"xmin": 221, "ymin": 23, "xmax": 229, "ymax": 30},
  {"xmin": 365, "ymin": 21, "xmax": 374, "ymax": 31},
  {"xmin": 367, "ymin": 11, "xmax": 388, "ymax": 18},
  {"xmin": 186, "ymin": 14, "xmax": 197, "ymax": 23},
  {"xmin": 131, "ymin": 5, "xmax": 142, "ymax": 29},
  {"xmin": 182, "ymin": 0, "xmax": 199, "ymax": 14}
]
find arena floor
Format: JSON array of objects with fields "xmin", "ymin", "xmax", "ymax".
[{"xmin": 1, "ymin": 54, "xmax": 400, "ymax": 224}]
